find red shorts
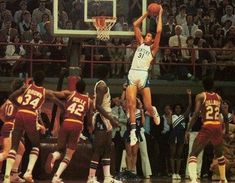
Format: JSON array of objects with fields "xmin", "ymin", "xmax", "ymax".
[
  {"xmin": 58, "ymin": 121, "xmax": 83, "ymax": 150},
  {"xmin": 196, "ymin": 124, "xmax": 223, "ymax": 146},
  {"xmin": 1, "ymin": 122, "xmax": 14, "ymax": 138},
  {"xmin": 14, "ymin": 110, "xmax": 37, "ymax": 132}
]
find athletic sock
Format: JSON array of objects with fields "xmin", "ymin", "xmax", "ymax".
[
  {"xmin": 26, "ymin": 147, "xmax": 39, "ymax": 175},
  {"xmin": 5, "ymin": 150, "xmax": 17, "ymax": 177},
  {"xmin": 89, "ymin": 161, "xmax": 99, "ymax": 177},
  {"xmin": 54, "ymin": 157, "xmax": 71, "ymax": 178},
  {"xmin": 102, "ymin": 158, "xmax": 111, "ymax": 177},
  {"xmin": 188, "ymin": 156, "xmax": 197, "ymax": 181},
  {"xmin": 0, "ymin": 153, "xmax": 4, "ymax": 161},
  {"xmin": 217, "ymin": 156, "xmax": 226, "ymax": 181},
  {"xmin": 12, "ymin": 154, "xmax": 23, "ymax": 174}
]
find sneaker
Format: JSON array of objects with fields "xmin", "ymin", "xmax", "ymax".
[
  {"xmin": 129, "ymin": 129, "xmax": 137, "ymax": 146},
  {"xmin": 172, "ymin": 174, "xmax": 177, "ymax": 180},
  {"xmin": 10, "ymin": 173, "xmax": 25, "ymax": 182},
  {"xmin": 219, "ymin": 179, "xmax": 228, "ymax": 183},
  {"xmin": 52, "ymin": 176, "xmax": 64, "ymax": 183},
  {"xmin": 190, "ymin": 179, "xmax": 198, "ymax": 183},
  {"xmin": 23, "ymin": 173, "xmax": 34, "ymax": 183},
  {"xmin": 45, "ymin": 153, "xmax": 55, "ymax": 174},
  {"xmin": 87, "ymin": 176, "xmax": 100, "ymax": 183},
  {"xmin": 104, "ymin": 176, "xmax": 123, "ymax": 183},
  {"xmin": 176, "ymin": 174, "xmax": 181, "ymax": 180}
]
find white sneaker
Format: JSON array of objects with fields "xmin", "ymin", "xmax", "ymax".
[
  {"xmin": 172, "ymin": 174, "xmax": 177, "ymax": 179},
  {"xmin": 10, "ymin": 173, "xmax": 25, "ymax": 182},
  {"xmin": 103, "ymin": 176, "xmax": 122, "ymax": 183},
  {"xmin": 52, "ymin": 176, "xmax": 64, "ymax": 183},
  {"xmin": 176, "ymin": 174, "xmax": 181, "ymax": 180},
  {"xmin": 87, "ymin": 176, "xmax": 100, "ymax": 183},
  {"xmin": 219, "ymin": 179, "xmax": 228, "ymax": 183},
  {"xmin": 190, "ymin": 179, "xmax": 198, "ymax": 183},
  {"xmin": 23, "ymin": 172, "xmax": 34, "ymax": 183},
  {"xmin": 129, "ymin": 129, "xmax": 138, "ymax": 146}
]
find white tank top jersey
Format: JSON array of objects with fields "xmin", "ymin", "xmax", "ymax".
[
  {"xmin": 130, "ymin": 43, "xmax": 153, "ymax": 71},
  {"xmin": 94, "ymin": 80, "xmax": 112, "ymax": 113}
]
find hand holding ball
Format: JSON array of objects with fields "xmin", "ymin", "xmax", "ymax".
[{"xmin": 148, "ymin": 3, "xmax": 161, "ymax": 16}]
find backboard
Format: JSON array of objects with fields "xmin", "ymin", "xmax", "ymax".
[{"xmin": 53, "ymin": 0, "xmax": 147, "ymax": 38}]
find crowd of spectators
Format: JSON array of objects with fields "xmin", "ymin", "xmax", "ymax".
[{"xmin": 0, "ymin": 0, "xmax": 235, "ymax": 80}]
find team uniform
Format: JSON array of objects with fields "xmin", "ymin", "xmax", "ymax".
[
  {"xmin": 128, "ymin": 43, "xmax": 153, "ymax": 89},
  {"xmin": 124, "ymin": 109, "xmax": 143, "ymax": 143},
  {"xmin": 169, "ymin": 114, "xmax": 186, "ymax": 144},
  {"xmin": 196, "ymin": 92, "xmax": 222, "ymax": 146},
  {"xmin": 0, "ymin": 99, "xmax": 17, "ymax": 138},
  {"xmin": 58, "ymin": 91, "xmax": 90, "ymax": 150}
]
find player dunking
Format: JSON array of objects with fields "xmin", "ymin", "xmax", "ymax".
[
  {"xmin": 45, "ymin": 79, "xmax": 93, "ymax": 183},
  {"xmin": 87, "ymin": 65, "xmax": 121, "ymax": 183},
  {"xmin": 126, "ymin": 6, "xmax": 163, "ymax": 146},
  {"xmin": 3, "ymin": 71, "xmax": 64, "ymax": 183},
  {"xmin": 185, "ymin": 78, "xmax": 228, "ymax": 183},
  {"xmin": 0, "ymin": 79, "xmax": 25, "ymax": 183}
]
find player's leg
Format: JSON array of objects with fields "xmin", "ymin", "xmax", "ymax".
[
  {"xmin": 169, "ymin": 143, "xmax": 177, "ymax": 179},
  {"xmin": 45, "ymin": 126, "xmax": 66, "ymax": 174},
  {"xmin": 188, "ymin": 135, "xmax": 208, "ymax": 182},
  {"xmin": 10, "ymin": 141, "xmax": 25, "ymax": 183},
  {"xmin": 23, "ymin": 115, "xmax": 40, "ymax": 182},
  {"xmin": 140, "ymin": 87, "xmax": 160, "ymax": 125},
  {"xmin": 175, "ymin": 142, "xmax": 184, "ymax": 180},
  {"xmin": 125, "ymin": 142, "xmax": 132, "ymax": 172},
  {"xmin": 126, "ymin": 85, "xmax": 138, "ymax": 146}
]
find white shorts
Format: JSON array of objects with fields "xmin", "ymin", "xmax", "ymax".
[{"xmin": 127, "ymin": 69, "xmax": 150, "ymax": 89}]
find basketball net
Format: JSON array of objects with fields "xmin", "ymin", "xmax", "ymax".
[{"xmin": 92, "ymin": 16, "xmax": 116, "ymax": 41}]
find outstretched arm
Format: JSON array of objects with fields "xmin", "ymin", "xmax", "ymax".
[
  {"xmin": 45, "ymin": 90, "xmax": 64, "ymax": 113},
  {"xmin": 133, "ymin": 12, "xmax": 148, "ymax": 44},
  {"xmin": 151, "ymin": 6, "xmax": 163, "ymax": 56},
  {"xmin": 183, "ymin": 89, "xmax": 192, "ymax": 118},
  {"xmin": 53, "ymin": 90, "xmax": 72, "ymax": 99}
]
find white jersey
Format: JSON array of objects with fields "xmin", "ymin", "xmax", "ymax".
[
  {"xmin": 130, "ymin": 43, "xmax": 153, "ymax": 71},
  {"xmin": 94, "ymin": 80, "xmax": 112, "ymax": 113}
]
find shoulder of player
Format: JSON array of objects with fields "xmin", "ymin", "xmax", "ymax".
[{"xmin": 96, "ymin": 81, "xmax": 108, "ymax": 92}]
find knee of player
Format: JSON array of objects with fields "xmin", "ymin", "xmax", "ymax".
[{"xmin": 127, "ymin": 103, "xmax": 136, "ymax": 110}]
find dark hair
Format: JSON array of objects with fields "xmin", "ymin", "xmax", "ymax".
[
  {"xmin": 173, "ymin": 103, "xmax": 183, "ymax": 113},
  {"xmin": 146, "ymin": 32, "xmax": 156, "ymax": 38},
  {"xmin": 76, "ymin": 79, "xmax": 86, "ymax": 93},
  {"xmin": 11, "ymin": 79, "xmax": 24, "ymax": 92},
  {"xmin": 96, "ymin": 64, "xmax": 109, "ymax": 79},
  {"xmin": 202, "ymin": 77, "xmax": 214, "ymax": 91},
  {"xmin": 33, "ymin": 71, "xmax": 45, "ymax": 86}
]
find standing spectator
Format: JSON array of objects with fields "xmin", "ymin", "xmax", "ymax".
[
  {"xmin": 193, "ymin": 8, "xmax": 203, "ymax": 26},
  {"xmin": 208, "ymin": 25, "xmax": 225, "ymax": 49},
  {"xmin": 158, "ymin": 105, "xmax": 172, "ymax": 176},
  {"xmin": 0, "ymin": 20, "xmax": 18, "ymax": 43},
  {"xmin": 221, "ymin": 5, "xmax": 235, "ymax": 26},
  {"xmin": 199, "ymin": 15, "xmax": 214, "ymax": 40},
  {"xmin": 0, "ymin": 0, "xmax": 12, "ymax": 26},
  {"xmin": 222, "ymin": 20, "xmax": 233, "ymax": 37},
  {"xmin": 14, "ymin": 0, "xmax": 28, "ymax": 25},
  {"xmin": 69, "ymin": 0, "xmax": 83, "ymax": 28},
  {"xmin": 169, "ymin": 89, "xmax": 192, "ymax": 180},
  {"xmin": 161, "ymin": 14, "xmax": 176, "ymax": 46},
  {"xmin": 21, "ymin": 21, "xmax": 37, "ymax": 43},
  {"xmin": 30, "ymin": 31, "xmax": 43, "ymax": 59},
  {"xmin": 175, "ymin": 5, "xmax": 187, "ymax": 26},
  {"xmin": 19, "ymin": 11, "xmax": 31, "ymax": 35},
  {"xmin": 37, "ymin": 13, "xmax": 50, "ymax": 34},
  {"xmin": 182, "ymin": 15, "xmax": 198, "ymax": 38},
  {"xmin": 32, "ymin": 0, "xmax": 51, "ymax": 24}
]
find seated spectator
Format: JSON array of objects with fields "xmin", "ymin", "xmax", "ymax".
[
  {"xmin": 161, "ymin": 14, "xmax": 176, "ymax": 46},
  {"xmin": 0, "ymin": 19, "xmax": 18, "ymax": 43},
  {"xmin": 198, "ymin": 15, "xmax": 214, "ymax": 40},
  {"xmin": 114, "ymin": 14, "xmax": 130, "ymax": 31},
  {"xmin": 14, "ymin": 0, "xmax": 28, "ymax": 25},
  {"xmin": 4, "ymin": 35, "xmax": 26, "ymax": 76},
  {"xmin": 0, "ymin": 0, "xmax": 12, "ymax": 26},
  {"xmin": 19, "ymin": 11, "xmax": 31, "ymax": 35},
  {"xmin": 32, "ymin": 0, "xmax": 51, "ymax": 24},
  {"xmin": 182, "ymin": 14, "xmax": 198, "ymax": 37},
  {"xmin": 175, "ymin": 5, "xmax": 187, "ymax": 26},
  {"xmin": 222, "ymin": 19, "xmax": 233, "ymax": 37},
  {"xmin": 37, "ymin": 13, "xmax": 50, "ymax": 34},
  {"xmin": 21, "ymin": 21, "xmax": 37, "ymax": 43},
  {"xmin": 208, "ymin": 24, "xmax": 225, "ymax": 49},
  {"xmin": 182, "ymin": 36, "xmax": 199, "ymax": 62},
  {"xmin": 40, "ymin": 21, "xmax": 54, "ymax": 43},
  {"xmin": 30, "ymin": 31, "xmax": 44, "ymax": 59},
  {"xmin": 221, "ymin": 5, "xmax": 235, "ymax": 26},
  {"xmin": 193, "ymin": 8, "xmax": 203, "ymax": 26}
]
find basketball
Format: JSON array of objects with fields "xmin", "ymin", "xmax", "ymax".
[{"xmin": 148, "ymin": 3, "xmax": 160, "ymax": 16}]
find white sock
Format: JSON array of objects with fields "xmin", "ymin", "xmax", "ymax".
[
  {"xmin": 5, "ymin": 150, "xmax": 17, "ymax": 177},
  {"xmin": 53, "ymin": 151, "xmax": 61, "ymax": 161},
  {"xmin": 26, "ymin": 147, "xmax": 39, "ymax": 175},
  {"xmin": 54, "ymin": 157, "xmax": 70, "ymax": 178},
  {"xmin": 188, "ymin": 156, "xmax": 197, "ymax": 181},
  {"xmin": 0, "ymin": 154, "xmax": 4, "ymax": 161}
]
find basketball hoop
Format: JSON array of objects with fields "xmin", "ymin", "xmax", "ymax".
[{"xmin": 92, "ymin": 16, "xmax": 116, "ymax": 41}]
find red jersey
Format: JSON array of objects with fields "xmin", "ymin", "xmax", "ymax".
[
  {"xmin": 1, "ymin": 99, "xmax": 17, "ymax": 122},
  {"xmin": 64, "ymin": 92, "xmax": 90, "ymax": 123},
  {"xmin": 201, "ymin": 92, "xmax": 221, "ymax": 123},
  {"xmin": 20, "ymin": 83, "xmax": 45, "ymax": 111}
]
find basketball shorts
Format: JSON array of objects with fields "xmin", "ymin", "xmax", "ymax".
[
  {"xmin": 58, "ymin": 121, "xmax": 83, "ymax": 150},
  {"xmin": 127, "ymin": 69, "xmax": 150, "ymax": 89},
  {"xmin": 169, "ymin": 129, "xmax": 185, "ymax": 144},
  {"xmin": 92, "ymin": 112, "xmax": 112, "ymax": 131},
  {"xmin": 0, "ymin": 122, "xmax": 14, "ymax": 138},
  {"xmin": 14, "ymin": 110, "xmax": 37, "ymax": 132},
  {"xmin": 196, "ymin": 124, "xmax": 223, "ymax": 146}
]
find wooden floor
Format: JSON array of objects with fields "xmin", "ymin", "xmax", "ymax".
[{"xmin": 35, "ymin": 178, "xmax": 228, "ymax": 183}]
